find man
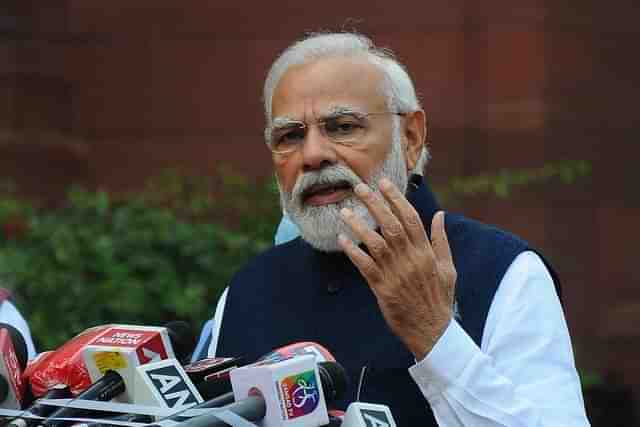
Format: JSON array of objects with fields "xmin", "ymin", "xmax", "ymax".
[{"xmin": 194, "ymin": 32, "xmax": 589, "ymax": 425}]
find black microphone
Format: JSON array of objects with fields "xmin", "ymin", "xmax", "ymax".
[
  {"xmin": 7, "ymin": 384, "xmax": 72, "ymax": 427},
  {"xmin": 0, "ymin": 323, "xmax": 29, "ymax": 410},
  {"xmin": 69, "ymin": 413, "xmax": 154, "ymax": 427},
  {"xmin": 164, "ymin": 321, "xmax": 196, "ymax": 366}
]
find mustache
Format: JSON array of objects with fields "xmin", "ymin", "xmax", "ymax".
[{"xmin": 290, "ymin": 165, "xmax": 364, "ymax": 205}]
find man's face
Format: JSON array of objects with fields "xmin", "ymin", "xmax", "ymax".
[{"xmin": 270, "ymin": 56, "xmax": 410, "ymax": 251}]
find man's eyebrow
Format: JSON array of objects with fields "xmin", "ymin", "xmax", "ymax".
[
  {"xmin": 271, "ymin": 106, "xmax": 366, "ymax": 127},
  {"xmin": 321, "ymin": 106, "xmax": 366, "ymax": 120}
]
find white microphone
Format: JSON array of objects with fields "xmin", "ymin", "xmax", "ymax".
[
  {"xmin": 341, "ymin": 402, "xmax": 397, "ymax": 427},
  {"xmin": 131, "ymin": 358, "xmax": 203, "ymax": 412},
  {"xmin": 229, "ymin": 354, "xmax": 329, "ymax": 427},
  {"xmin": 0, "ymin": 323, "xmax": 28, "ymax": 410},
  {"xmin": 195, "ymin": 341, "xmax": 337, "ymax": 402},
  {"xmin": 81, "ymin": 324, "xmax": 177, "ymax": 403},
  {"xmin": 167, "ymin": 356, "xmax": 348, "ymax": 427}
]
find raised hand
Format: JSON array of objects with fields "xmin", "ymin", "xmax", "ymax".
[{"xmin": 338, "ymin": 178, "xmax": 457, "ymax": 360}]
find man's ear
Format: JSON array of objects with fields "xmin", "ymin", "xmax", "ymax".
[{"xmin": 402, "ymin": 109, "xmax": 427, "ymax": 172}]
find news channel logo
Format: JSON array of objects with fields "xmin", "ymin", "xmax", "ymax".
[{"xmin": 279, "ymin": 370, "xmax": 321, "ymax": 419}]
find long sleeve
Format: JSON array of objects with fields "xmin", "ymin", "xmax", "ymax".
[{"xmin": 408, "ymin": 251, "xmax": 590, "ymax": 426}]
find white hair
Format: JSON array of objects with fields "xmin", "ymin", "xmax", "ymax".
[{"xmin": 263, "ymin": 32, "xmax": 429, "ymax": 175}]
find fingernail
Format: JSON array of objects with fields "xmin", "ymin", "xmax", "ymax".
[
  {"xmin": 355, "ymin": 183, "xmax": 370, "ymax": 195},
  {"xmin": 340, "ymin": 207, "xmax": 352, "ymax": 218}
]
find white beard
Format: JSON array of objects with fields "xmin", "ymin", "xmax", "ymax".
[{"xmin": 279, "ymin": 131, "xmax": 409, "ymax": 252}]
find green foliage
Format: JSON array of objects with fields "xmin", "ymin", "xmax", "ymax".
[
  {"xmin": 436, "ymin": 160, "xmax": 592, "ymax": 204},
  {"xmin": 0, "ymin": 161, "xmax": 591, "ymax": 351},
  {"xmin": 0, "ymin": 170, "xmax": 281, "ymax": 350},
  {"xmin": 140, "ymin": 167, "xmax": 281, "ymax": 241}
]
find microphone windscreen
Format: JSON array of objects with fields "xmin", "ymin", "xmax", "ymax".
[
  {"xmin": 24, "ymin": 325, "xmax": 111, "ymax": 397},
  {"xmin": 164, "ymin": 321, "xmax": 195, "ymax": 363},
  {"xmin": 0, "ymin": 323, "xmax": 29, "ymax": 408},
  {"xmin": 257, "ymin": 341, "xmax": 336, "ymax": 364},
  {"xmin": 0, "ymin": 376, "xmax": 7, "ymax": 402},
  {"xmin": 0, "ymin": 323, "xmax": 28, "ymax": 370},
  {"xmin": 318, "ymin": 361, "xmax": 349, "ymax": 404}
]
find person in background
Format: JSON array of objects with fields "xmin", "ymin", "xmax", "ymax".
[{"xmin": 273, "ymin": 213, "xmax": 299, "ymax": 245}]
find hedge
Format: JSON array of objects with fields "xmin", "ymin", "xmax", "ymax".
[{"xmin": 0, "ymin": 169, "xmax": 281, "ymax": 350}]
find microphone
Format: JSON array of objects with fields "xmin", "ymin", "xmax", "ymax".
[
  {"xmin": 80, "ymin": 323, "xmax": 189, "ymax": 403},
  {"xmin": 182, "ymin": 358, "xmax": 240, "ymax": 386},
  {"xmin": 30, "ymin": 360, "xmax": 204, "ymax": 427},
  {"xmin": 149, "ymin": 342, "xmax": 342, "ymax": 425},
  {"xmin": 6, "ymin": 384, "xmax": 72, "ymax": 427},
  {"xmin": 131, "ymin": 358, "xmax": 203, "ymax": 411},
  {"xmin": 66, "ymin": 413, "xmax": 154, "ymax": 427},
  {"xmin": 172, "ymin": 355, "xmax": 348, "ymax": 427},
  {"xmin": 27, "ymin": 322, "xmax": 194, "ymax": 400},
  {"xmin": 161, "ymin": 361, "xmax": 345, "ymax": 423},
  {"xmin": 256, "ymin": 342, "xmax": 335, "ymax": 364},
  {"xmin": 341, "ymin": 402, "xmax": 397, "ymax": 427},
  {"xmin": 194, "ymin": 341, "xmax": 337, "ymax": 401},
  {"xmin": 41, "ymin": 323, "xmax": 195, "ymax": 426},
  {"xmin": 163, "ymin": 321, "xmax": 196, "ymax": 366},
  {"xmin": 25, "ymin": 326, "xmax": 113, "ymax": 398},
  {"xmin": 0, "ymin": 323, "xmax": 29, "ymax": 410},
  {"xmin": 184, "ymin": 358, "xmax": 241, "ymax": 402}
]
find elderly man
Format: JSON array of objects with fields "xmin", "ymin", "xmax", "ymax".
[{"xmin": 194, "ymin": 32, "xmax": 589, "ymax": 425}]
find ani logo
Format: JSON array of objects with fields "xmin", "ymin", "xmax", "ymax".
[{"xmin": 279, "ymin": 370, "xmax": 320, "ymax": 419}]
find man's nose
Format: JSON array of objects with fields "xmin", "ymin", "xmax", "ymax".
[{"xmin": 301, "ymin": 125, "xmax": 336, "ymax": 172}]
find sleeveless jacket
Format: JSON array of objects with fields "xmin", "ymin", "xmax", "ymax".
[{"xmin": 207, "ymin": 176, "xmax": 560, "ymax": 426}]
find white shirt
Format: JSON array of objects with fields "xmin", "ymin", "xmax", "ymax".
[
  {"xmin": 0, "ymin": 300, "xmax": 37, "ymax": 359},
  {"xmin": 205, "ymin": 251, "xmax": 590, "ymax": 426}
]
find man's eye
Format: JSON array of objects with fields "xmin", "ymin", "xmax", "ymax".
[
  {"xmin": 277, "ymin": 128, "xmax": 305, "ymax": 145},
  {"xmin": 325, "ymin": 118, "xmax": 362, "ymax": 135}
]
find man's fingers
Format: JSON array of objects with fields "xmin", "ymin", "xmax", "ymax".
[
  {"xmin": 338, "ymin": 233, "xmax": 383, "ymax": 287},
  {"xmin": 352, "ymin": 183, "xmax": 407, "ymax": 248},
  {"xmin": 340, "ymin": 207, "xmax": 392, "ymax": 263},
  {"xmin": 431, "ymin": 211, "xmax": 456, "ymax": 284},
  {"xmin": 378, "ymin": 178, "xmax": 429, "ymax": 248}
]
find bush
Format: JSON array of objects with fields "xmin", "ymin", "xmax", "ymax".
[
  {"xmin": 0, "ymin": 160, "xmax": 591, "ymax": 351},
  {"xmin": 0, "ymin": 170, "xmax": 281, "ymax": 350}
]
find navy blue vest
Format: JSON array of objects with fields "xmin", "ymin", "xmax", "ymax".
[{"xmin": 206, "ymin": 177, "xmax": 559, "ymax": 426}]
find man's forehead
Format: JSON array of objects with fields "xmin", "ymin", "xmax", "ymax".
[{"xmin": 270, "ymin": 56, "xmax": 387, "ymax": 121}]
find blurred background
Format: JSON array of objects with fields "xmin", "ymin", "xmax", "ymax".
[{"xmin": 1, "ymin": 0, "xmax": 638, "ymax": 423}]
